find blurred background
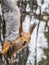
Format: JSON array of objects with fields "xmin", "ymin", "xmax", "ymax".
[{"xmin": 0, "ymin": 0, "xmax": 49, "ymax": 65}]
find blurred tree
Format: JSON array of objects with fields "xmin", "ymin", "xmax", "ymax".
[
  {"xmin": 38, "ymin": 2, "xmax": 49, "ymax": 65},
  {"xmin": 38, "ymin": 23, "xmax": 49, "ymax": 64}
]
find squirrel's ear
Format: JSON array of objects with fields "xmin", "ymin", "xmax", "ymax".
[
  {"xmin": 19, "ymin": 25, "xmax": 23, "ymax": 35},
  {"xmin": 19, "ymin": 16, "xmax": 23, "ymax": 35},
  {"xmin": 29, "ymin": 23, "xmax": 36, "ymax": 35}
]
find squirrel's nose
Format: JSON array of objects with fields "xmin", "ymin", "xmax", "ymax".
[{"xmin": 22, "ymin": 41, "xmax": 26, "ymax": 46}]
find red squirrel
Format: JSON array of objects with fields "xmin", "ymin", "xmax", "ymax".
[{"xmin": 0, "ymin": 23, "xmax": 36, "ymax": 64}]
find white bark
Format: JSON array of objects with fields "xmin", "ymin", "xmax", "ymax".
[{"xmin": 2, "ymin": 0, "xmax": 21, "ymax": 41}]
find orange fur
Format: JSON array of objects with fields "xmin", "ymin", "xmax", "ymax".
[
  {"xmin": 0, "ymin": 23, "xmax": 36, "ymax": 64},
  {"xmin": 0, "ymin": 32, "xmax": 31, "ymax": 64}
]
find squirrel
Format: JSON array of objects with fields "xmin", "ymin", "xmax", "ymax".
[{"xmin": 0, "ymin": 23, "xmax": 36, "ymax": 64}]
